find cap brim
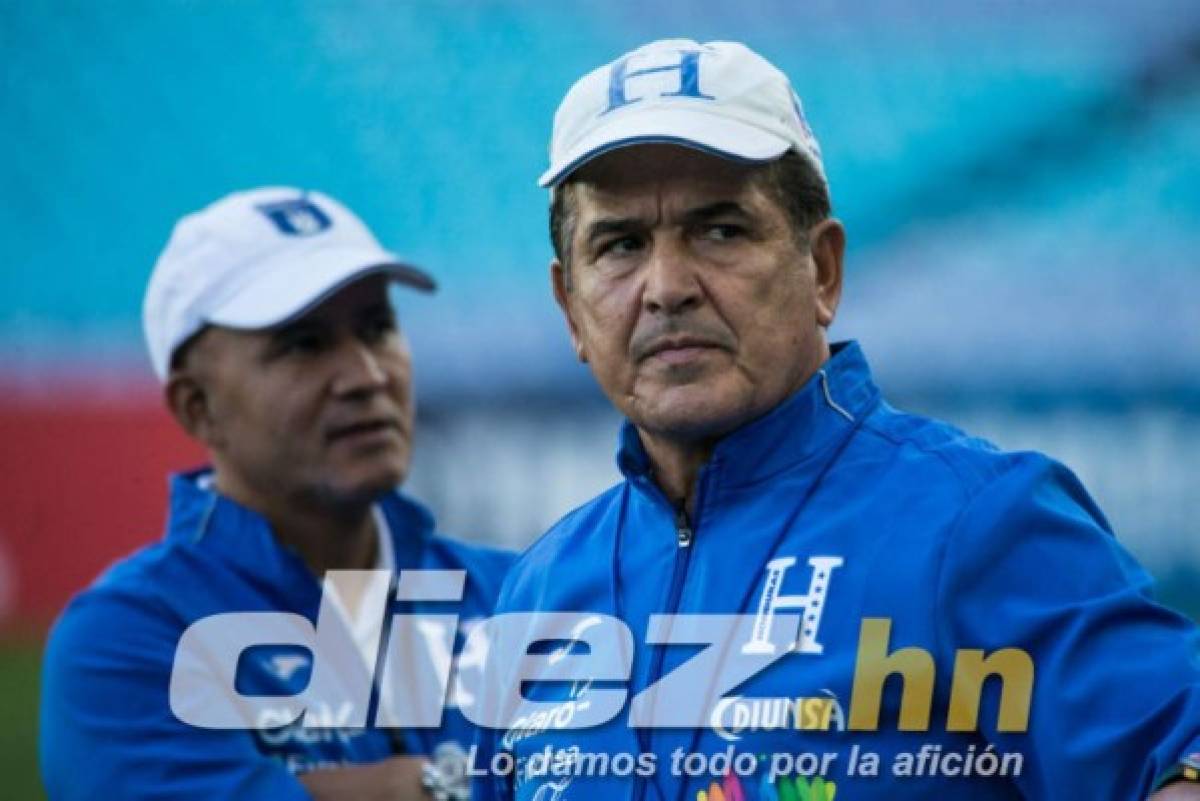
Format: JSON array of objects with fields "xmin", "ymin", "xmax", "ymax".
[
  {"xmin": 538, "ymin": 106, "xmax": 792, "ymax": 187},
  {"xmin": 206, "ymin": 246, "xmax": 436, "ymax": 330}
]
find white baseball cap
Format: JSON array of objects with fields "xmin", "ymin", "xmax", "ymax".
[
  {"xmin": 142, "ymin": 186, "xmax": 435, "ymax": 381},
  {"xmin": 540, "ymin": 39, "xmax": 825, "ymax": 188}
]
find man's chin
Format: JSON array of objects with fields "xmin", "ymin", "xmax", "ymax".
[
  {"xmin": 635, "ymin": 397, "xmax": 747, "ymax": 444},
  {"xmin": 320, "ymin": 462, "xmax": 408, "ymax": 509}
]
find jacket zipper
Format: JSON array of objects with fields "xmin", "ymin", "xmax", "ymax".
[
  {"xmin": 674, "ymin": 502, "xmax": 694, "ymax": 548},
  {"xmin": 634, "ymin": 487, "xmax": 702, "ymax": 801}
]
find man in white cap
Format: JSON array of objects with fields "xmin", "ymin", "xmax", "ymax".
[
  {"xmin": 473, "ymin": 40, "xmax": 1200, "ymax": 800},
  {"xmin": 40, "ymin": 187, "xmax": 512, "ymax": 800}
]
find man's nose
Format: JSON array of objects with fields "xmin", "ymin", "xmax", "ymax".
[
  {"xmin": 331, "ymin": 338, "xmax": 389, "ymax": 397},
  {"xmin": 642, "ymin": 237, "xmax": 702, "ymax": 316}
]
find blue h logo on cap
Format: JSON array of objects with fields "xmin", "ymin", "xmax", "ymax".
[
  {"xmin": 257, "ymin": 197, "xmax": 333, "ymax": 237},
  {"xmin": 604, "ymin": 49, "xmax": 714, "ymax": 114}
]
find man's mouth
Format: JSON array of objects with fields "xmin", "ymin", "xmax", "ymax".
[
  {"xmin": 640, "ymin": 336, "xmax": 726, "ymax": 364},
  {"xmin": 325, "ymin": 418, "xmax": 401, "ymax": 444}
]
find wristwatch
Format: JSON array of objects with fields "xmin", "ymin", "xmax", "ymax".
[
  {"xmin": 1158, "ymin": 752, "xmax": 1200, "ymax": 789},
  {"xmin": 421, "ymin": 741, "xmax": 471, "ymax": 801}
]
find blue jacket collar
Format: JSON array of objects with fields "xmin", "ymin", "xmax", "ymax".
[
  {"xmin": 615, "ymin": 340, "xmax": 880, "ymax": 490},
  {"xmin": 164, "ymin": 469, "xmax": 437, "ymax": 583}
]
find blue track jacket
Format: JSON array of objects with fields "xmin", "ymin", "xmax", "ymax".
[
  {"xmin": 474, "ymin": 341, "xmax": 1200, "ymax": 801},
  {"xmin": 41, "ymin": 470, "xmax": 513, "ymax": 800}
]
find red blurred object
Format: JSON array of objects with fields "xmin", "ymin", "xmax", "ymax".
[{"xmin": 0, "ymin": 387, "xmax": 206, "ymax": 632}]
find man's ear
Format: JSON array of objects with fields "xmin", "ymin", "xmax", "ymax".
[
  {"xmin": 164, "ymin": 371, "xmax": 222, "ymax": 448},
  {"xmin": 551, "ymin": 259, "xmax": 587, "ymax": 364},
  {"xmin": 809, "ymin": 218, "xmax": 846, "ymax": 328}
]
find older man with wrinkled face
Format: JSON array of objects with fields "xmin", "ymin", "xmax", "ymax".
[
  {"xmin": 474, "ymin": 39, "xmax": 1200, "ymax": 801},
  {"xmin": 552, "ymin": 143, "xmax": 843, "ymax": 507}
]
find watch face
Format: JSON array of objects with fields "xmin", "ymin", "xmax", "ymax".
[
  {"xmin": 424, "ymin": 741, "xmax": 471, "ymax": 801},
  {"xmin": 1183, "ymin": 750, "xmax": 1200, "ymax": 782}
]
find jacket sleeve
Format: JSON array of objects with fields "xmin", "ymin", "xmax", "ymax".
[
  {"xmin": 937, "ymin": 452, "xmax": 1200, "ymax": 800},
  {"xmin": 39, "ymin": 588, "xmax": 312, "ymax": 801}
]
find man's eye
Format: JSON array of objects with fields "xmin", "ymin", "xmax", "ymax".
[
  {"xmin": 598, "ymin": 235, "xmax": 643, "ymax": 257},
  {"xmin": 278, "ymin": 334, "xmax": 324, "ymax": 355},
  {"xmin": 363, "ymin": 316, "xmax": 397, "ymax": 342},
  {"xmin": 701, "ymin": 224, "xmax": 745, "ymax": 242}
]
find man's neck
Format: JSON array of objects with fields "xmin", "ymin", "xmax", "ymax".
[
  {"xmin": 276, "ymin": 506, "xmax": 378, "ymax": 578},
  {"xmin": 211, "ymin": 470, "xmax": 379, "ymax": 576},
  {"xmin": 638, "ymin": 433, "xmax": 713, "ymax": 518},
  {"xmin": 639, "ymin": 342, "xmax": 835, "ymax": 515}
]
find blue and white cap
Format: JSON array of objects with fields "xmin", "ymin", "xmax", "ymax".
[
  {"xmin": 539, "ymin": 39, "xmax": 825, "ymax": 188},
  {"xmin": 143, "ymin": 186, "xmax": 435, "ymax": 381}
]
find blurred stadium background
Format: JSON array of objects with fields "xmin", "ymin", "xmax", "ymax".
[{"xmin": 3, "ymin": 1, "xmax": 1198, "ymax": 796}]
